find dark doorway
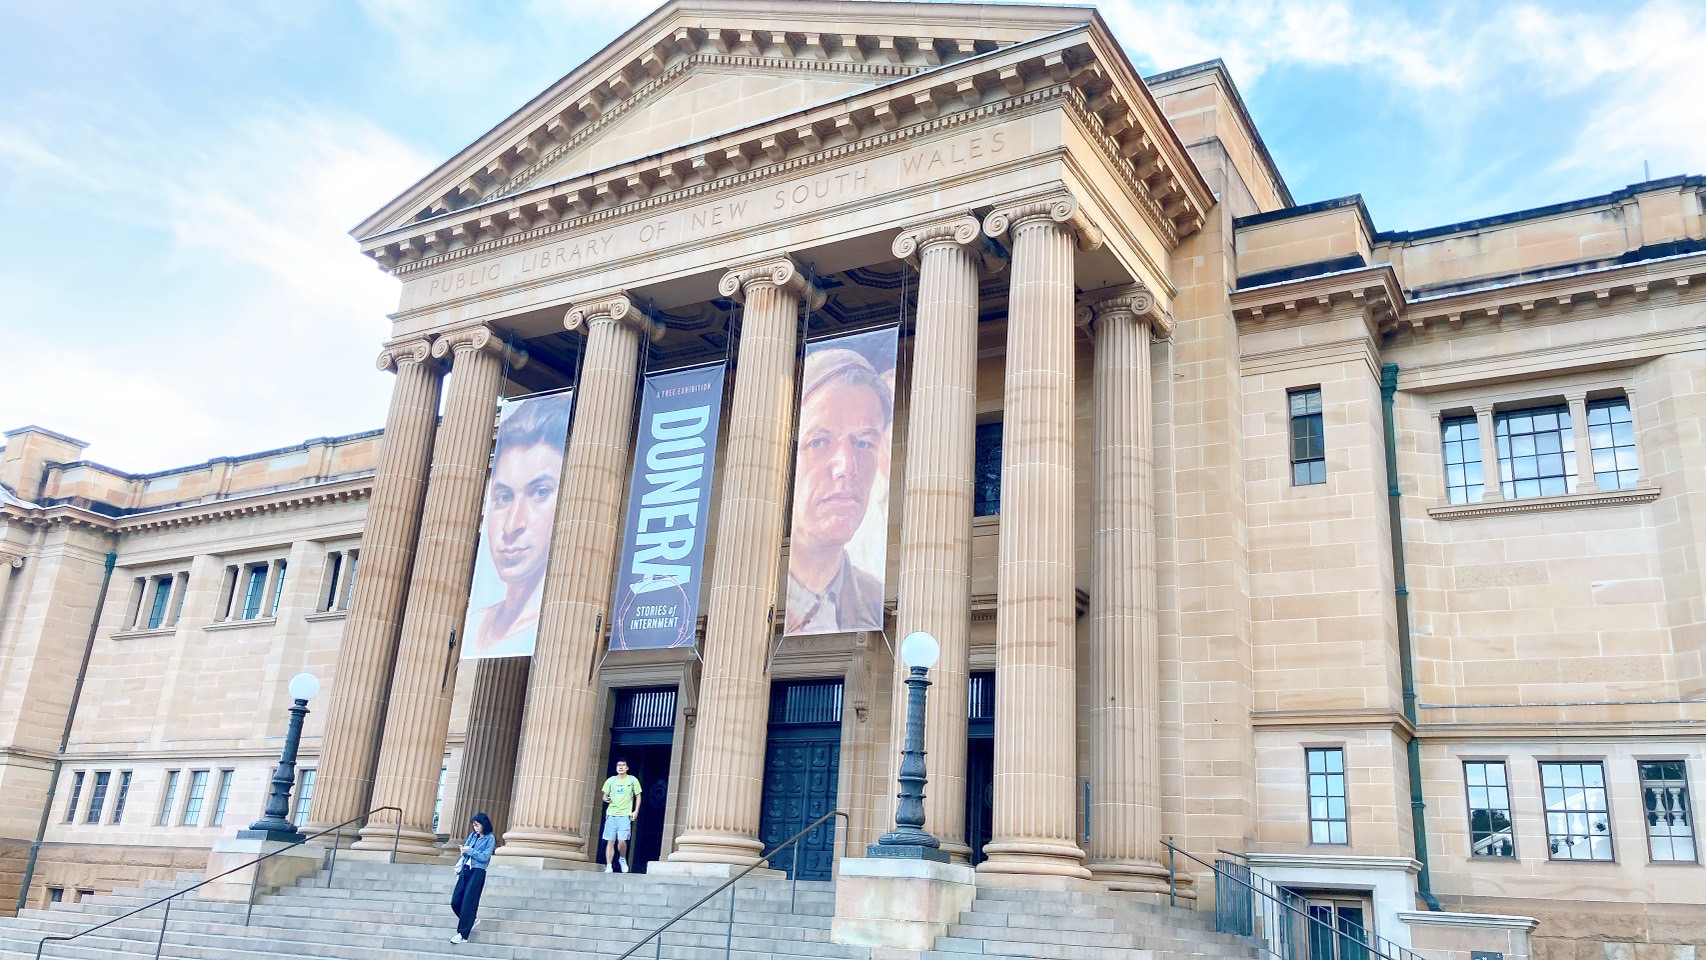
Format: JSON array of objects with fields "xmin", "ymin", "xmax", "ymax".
[
  {"xmin": 601, "ymin": 686, "xmax": 676, "ymax": 873},
  {"xmin": 759, "ymin": 678, "xmax": 844, "ymax": 880},
  {"xmin": 964, "ymin": 670, "xmax": 995, "ymax": 865}
]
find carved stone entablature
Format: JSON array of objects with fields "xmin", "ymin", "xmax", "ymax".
[
  {"xmin": 985, "ymin": 189, "xmax": 1105, "ymax": 252},
  {"xmin": 1393, "ymin": 258, "xmax": 1705, "ymax": 339},
  {"xmin": 374, "ymin": 336, "xmax": 437, "ymax": 373},
  {"xmin": 718, "ymin": 256, "xmax": 829, "ymax": 309},
  {"xmin": 564, "ymin": 292, "xmax": 666, "ymax": 342},
  {"xmin": 430, "ymin": 325, "xmax": 530, "ymax": 370},
  {"xmin": 1077, "ymin": 283, "xmax": 1173, "ymax": 341},
  {"xmin": 360, "ymin": 20, "xmax": 1211, "ymax": 275},
  {"xmin": 1231, "ymin": 265, "xmax": 1405, "ymax": 336}
]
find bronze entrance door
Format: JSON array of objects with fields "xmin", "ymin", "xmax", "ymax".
[{"xmin": 758, "ymin": 679, "xmax": 843, "ymax": 880}]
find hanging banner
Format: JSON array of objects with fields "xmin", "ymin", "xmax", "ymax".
[
  {"xmin": 461, "ymin": 390, "xmax": 575, "ymax": 660},
  {"xmin": 785, "ymin": 326, "xmax": 899, "ymax": 636},
  {"xmin": 610, "ymin": 363, "xmax": 727, "ymax": 650}
]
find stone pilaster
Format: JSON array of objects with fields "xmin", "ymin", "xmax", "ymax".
[
  {"xmin": 889, "ymin": 215, "xmax": 984, "ymax": 862},
  {"xmin": 449, "ymin": 657, "xmax": 530, "ymax": 842},
  {"xmin": 1082, "ymin": 287, "xmax": 1171, "ymax": 894},
  {"xmin": 355, "ymin": 326, "xmax": 524, "ymax": 855},
  {"xmin": 666, "ymin": 257, "xmax": 824, "ymax": 871},
  {"xmin": 499, "ymin": 294, "xmax": 656, "ymax": 865},
  {"xmin": 979, "ymin": 191, "xmax": 1101, "ymax": 881},
  {"xmin": 1566, "ymin": 392, "xmax": 1599, "ymax": 493},
  {"xmin": 1475, "ymin": 405, "xmax": 1502, "ymax": 502},
  {"xmin": 309, "ymin": 338, "xmax": 442, "ymax": 835}
]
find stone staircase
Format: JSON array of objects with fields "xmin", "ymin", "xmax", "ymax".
[{"xmin": 0, "ymin": 861, "xmax": 1256, "ymax": 960}]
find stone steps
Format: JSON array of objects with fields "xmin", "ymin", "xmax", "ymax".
[{"xmin": 0, "ymin": 861, "xmax": 1257, "ymax": 960}]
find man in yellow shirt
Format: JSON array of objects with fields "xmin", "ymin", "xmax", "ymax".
[{"xmin": 601, "ymin": 758, "xmax": 643, "ymax": 873}]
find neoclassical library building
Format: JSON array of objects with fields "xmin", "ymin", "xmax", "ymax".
[{"xmin": 3, "ymin": 2, "xmax": 1704, "ymax": 957}]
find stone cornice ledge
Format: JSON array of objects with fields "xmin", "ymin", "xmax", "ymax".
[
  {"xmin": 204, "ymin": 617, "xmax": 277, "ymax": 634},
  {"xmin": 114, "ymin": 476, "xmax": 375, "ymax": 533},
  {"xmin": 1251, "ymin": 707, "xmax": 1415, "ymax": 738},
  {"xmin": 1427, "ymin": 485, "xmax": 1660, "ymax": 520},
  {"xmin": 1396, "ymin": 911, "xmax": 1538, "ymax": 931},
  {"xmin": 1246, "ymin": 853, "xmax": 1422, "ymax": 875}
]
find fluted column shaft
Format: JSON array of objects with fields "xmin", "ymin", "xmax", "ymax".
[
  {"xmin": 890, "ymin": 217, "xmax": 983, "ymax": 862},
  {"xmin": 980, "ymin": 192, "xmax": 1101, "ymax": 880},
  {"xmin": 355, "ymin": 326, "xmax": 524, "ymax": 854},
  {"xmin": 449, "ymin": 657, "xmax": 531, "ymax": 840},
  {"xmin": 668, "ymin": 258, "xmax": 823, "ymax": 869},
  {"xmin": 1084, "ymin": 289, "xmax": 1170, "ymax": 893},
  {"xmin": 309, "ymin": 340, "xmax": 442, "ymax": 834},
  {"xmin": 500, "ymin": 295, "xmax": 649, "ymax": 864}
]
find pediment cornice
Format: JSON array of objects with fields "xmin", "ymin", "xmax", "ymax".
[{"xmin": 360, "ymin": 20, "xmax": 1213, "ymax": 278}]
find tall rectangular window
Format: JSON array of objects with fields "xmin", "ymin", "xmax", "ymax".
[
  {"xmin": 1639, "ymin": 761, "xmax": 1695, "ymax": 863},
  {"xmin": 293, "ymin": 769, "xmax": 316, "ymax": 827},
  {"xmin": 1464, "ymin": 761, "xmax": 1515, "ymax": 858},
  {"xmin": 1307, "ymin": 748, "xmax": 1348, "ymax": 844},
  {"xmin": 1541, "ymin": 761, "xmax": 1613, "ymax": 860},
  {"xmin": 1497, "ymin": 406, "xmax": 1575, "ymax": 499},
  {"xmin": 241, "ymin": 564, "xmax": 269, "ymax": 619},
  {"xmin": 62, "ymin": 771, "xmax": 85, "ymax": 823},
  {"xmin": 84, "ymin": 772, "xmax": 112, "ymax": 825},
  {"xmin": 340, "ymin": 550, "xmax": 359, "ymax": 609},
  {"xmin": 1441, "ymin": 415, "xmax": 1484, "ymax": 504},
  {"xmin": 111, "ymin": 772, "xmax": 133, "ymax": 824},
  {"xmin": 322, "ymin": 552, "xmax": 344, "ymax": 611},
  {"xmin": 211, "ymin": 770, "xmax": 235, "ymax": 827},
  {"xmin": 157, "ymin": 770, "xmax": 180, "ymax": 826},
  {"xmin": 181, "ymin": 770, "xmax": 209, "ymax": 826},
  {"xmin": 432, "ymin": 767, "xmax": 447, "ymax": 833},
  {"xmin": 268, "ymin": 560, "xmax": 288, "ymax": 617},
  {"xmin": 1289, "ymin": 388, "xmax": 1326, "ymax": 486},
  {"xmin": 974, "ymin": 422, "xmax": 1003, "ymax": 517},
  {"xmin": 1588, "ymin": 398, "xmax": 1640, "ymax": 490},
  {"xmin": 146, "ymin": 577, "xmax": 173, "ymax": 630}
]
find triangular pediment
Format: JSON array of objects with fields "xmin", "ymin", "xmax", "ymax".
[
  {"xmin": 513, "ymin": 64, "xmax": 897, "ymax": 195},
  {"xmin": 354, "ymin": 0, "xmax": 1106, "ymax": 239}
]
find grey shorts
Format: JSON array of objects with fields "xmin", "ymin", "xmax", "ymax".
[{"xmin": 602, "ymin": 814, "xmax": 632, "ymax": 841}]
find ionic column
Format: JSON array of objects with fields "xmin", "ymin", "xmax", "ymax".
[
  {"xmin": 355, "ymin": 326, "xmax": 525, "ymax": 855},
  {"xmin": 1565, "ymin": 392, "xmax": 1599, "ymax": 493},
  {"xmin": 500, "ymin": 294, "xmax": 656, "ymax": 865},
  {"xmin": 979, "ymin": 191, "xmax": 1101, "ymax": 881},
  {"xmin": 309, "ymin": 338, "xmax": 442, "ymax": 835},
  {"xmin": 666, "ymin": 258, "xmax": 824, "ymax": 871},
  {"xmin": 1082, "ymin": 287, "xmax": 1171, "ymax": 894},
  {"xmin": 889, "ymin": 215, "xmax": 985, "ymax": 862},
  {"xmin": 1475, "ymin": 404, "xmax": 1503, "ymax": 502},
  {"xmin": 449, "ymin": 657, "xmax": 530, "ymax": 842}
]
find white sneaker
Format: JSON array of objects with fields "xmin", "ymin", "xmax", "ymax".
[
  {"xmin": 449, "ymin": 934, "xmax": 466, "ymax": 944},
  {"xmin": 618, "ymin": 857, "xmax": 629, "ymax": 873},
  {"xmin": 604, "ymin": 862, "xmax": 613, "ymax": 873}
]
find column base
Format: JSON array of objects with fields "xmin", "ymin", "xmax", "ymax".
[
  {"xmin": 492, "ymin": 828, "xmax": 591, "ymax": 869},
  {"xmin": 662, "ymin": 831, "xmax": 767, "ymax": 872},
  {"xmin": 831, "ymin": 857, "xmax": 977, "ymax": 949},
  {"xmin": 976, "ymin": 839, "xmax": 1094, "ymax": 885},
  {"xmin": 352, "ymin": 821, "xmax": 440, "ymax": 859},
  {"xmin": 1088, "ymin": 859, "xmax": 1178, "ymax": 900}
]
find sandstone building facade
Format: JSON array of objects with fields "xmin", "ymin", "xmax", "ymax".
[{"xmin": 3, "ymin": 3, "xmax": 1704, "ymax": 957}]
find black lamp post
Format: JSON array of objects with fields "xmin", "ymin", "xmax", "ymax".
[
  {"xmin": 870, "ymin": 632, "xmax": 949, "ymax": 862},
  {"xmin": 241, "ymin": 672, "xmax": 319, "ymax": 843}
]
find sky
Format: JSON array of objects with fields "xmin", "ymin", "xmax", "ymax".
[{"xmin": 1, "ymin": 0, "xmax": 1702, "ymax": 474}]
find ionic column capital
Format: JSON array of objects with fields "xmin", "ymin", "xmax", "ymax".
[
  {"xmin": 430, "ymin": 324, "xmax": 529, "ymax": 370},
  {"xmin": 375, "ymin": 336, "xmax": 437, "ymax": 373},
  {"xmin": 1076, "ymin": 284, "xmax": 1174, "ymax": 341},
  {"xmin": 0, "ymin": 551, "xmax": 23, "ymax": 569},
  {"xmin": 717, "ymin": 256, "xmax": 827, "ymax": 309},
  {"xmin": 564, "ymin": 292, "xmax": 665, "ymax": 342},
  {"xmin": 892, "ymin": 214, "xmax": 981, "ymax": 260},
  {"xmin": 984, "ymin": 190, "xmax": 1104, "ymax": 252}
]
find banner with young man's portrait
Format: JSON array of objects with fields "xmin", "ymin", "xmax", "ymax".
[
  {"xmin": 460, "ymin": 390, "xmax": 575, "ymax": 660},
  {"xmin": 610, "ymin": 363, "xmax": 727, "ymax": 650},
  {"xmin": 784, "ymin": 326, "xmax": 899, "ymax": 636}
]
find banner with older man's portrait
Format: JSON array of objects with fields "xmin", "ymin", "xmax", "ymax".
[
  {"xmin": 460, "ymin": 390, "xmax": 575, "ymax": 660},
  {"xmin": 785, "ymin": 326, "xmax": 899, "ymax": 636}
]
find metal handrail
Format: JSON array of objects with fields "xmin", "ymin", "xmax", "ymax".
[
  {"xmin": 33, "ymin": 806, "xmax": 403, "ymax": 960},
  {"xmin": 614, "ymin": 809, "xmax": 849, "ymax": 960},
  {"xmin": 1161, "ymin": 839, "xmax": 1425, "ymax": 960}
]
